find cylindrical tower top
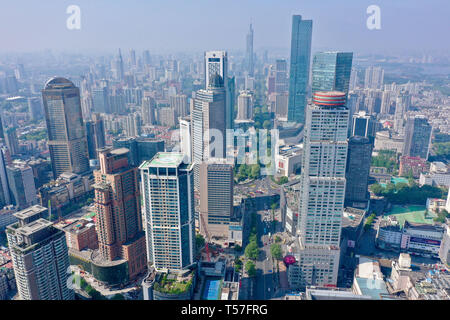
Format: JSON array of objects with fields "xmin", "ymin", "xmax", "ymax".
[{"xmin": 312, "ymin": 91, "xmax": 346, "ymax": 106}]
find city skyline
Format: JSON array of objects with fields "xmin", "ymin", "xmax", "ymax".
[{"xmin": 0, "ymin": 1, "xmax": 448, "ymax": 55}]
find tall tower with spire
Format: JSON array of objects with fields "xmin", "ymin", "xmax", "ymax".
[{"xmin": 246, "ymin": 23, "xmax": 254, "ymax": 77}]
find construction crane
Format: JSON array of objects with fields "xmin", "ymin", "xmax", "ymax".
[{"xmin": 200, "ymin": 214, "xmax": 211, "ymax": 262}]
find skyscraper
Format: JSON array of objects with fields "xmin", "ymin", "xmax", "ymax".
[
  {"xmin": 93, "ymin": 147, "xmax": 147, "ymax": 280},
  {"xmin": 351, "ymin": 111, "xmax": 376, "ymax": 143},
  {"xmin": 169, "ymin": 94, "xmax": 189, "ymax": 118},
  {"xmin": 41, "ymin": 77, "xmax": 90, "ymax": 179},
  {"xmin": 237, "ymin": 90, "xmax": 253, "ymax": 120},
  {"xmin": 4, "ymin": 127, "xmax": 19, "ymax": 156},
  {"xmin": 226, "ymin": 76, "xmax": 236, "ymax": 130},
  {"xmin": 199, "ymin": 159, "xmax": 234, "ymax": 238},
  {"xmin": 142, "ymin": 96, "xmax": 156, "ymax": 125},
  {"xmin": 139, "ymin": 152, "xmax": 195, "ymax": 271},
  {"xmin": 204, "ymin": 51, "xmax": 227, "ymax": 90},
  {"xmin": 289, "ymin": 91, "xmax": 349, "ymax": 289},
  {"xmin": 403, "ymin": 115, "xmax": 433, "ymax": 159},
  {"xmin": 6, "ymin": 162, "xmax": 38, "ymax": 209},
  {"xmin": 288, "ymin": 15, "xmax": 313, "ymax": 124},
  {"xmin": 245, "ymin": 23, "xmax": 254, "ymax": 77},
  {"xmin": 7, "ymin": 205, "xmax": 74, "ymax": 300},
  {"xmin": 345, "ymin": 136, "xmax": 372, "ymax": 206},
  {"xmin": 191, "ymin": 74, "xmax": 227, "ymax": 188},
  {"xmin": 179, "ymin": 117, "xmax": 192, "ymax": 163},
  {"xmin": 275, "ymin": 59, "xmax": 289, "ymax": 93},
  {"xmin": 85, "ymin": 113, "xmax": 106, "ymax": 160},
  {"xmin": 311, "ymin": 52, "xmax": 353, "ymax": 96}
]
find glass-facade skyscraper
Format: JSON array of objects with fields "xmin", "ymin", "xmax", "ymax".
[
  {"xmin": 41, "ymin": 77, "xmax": 90, "ymax": 179},
  {"xmin": 311, "ymin": 52, "xmax": 353, "ymax": 96},
  {"xmin": 288, "ymin": 15, "xmax": 313, "ymax": 124}
]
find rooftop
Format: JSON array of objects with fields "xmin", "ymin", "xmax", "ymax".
[{"xmin": 140, "ymin": 152, "xmax": 185, "ymax": 169}]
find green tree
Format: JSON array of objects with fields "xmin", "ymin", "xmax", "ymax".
[
  {"xmin": 110, "ymin": 293, "xmax": 125, "ymax": 300},
  {"xmin": 245, "ymin": 260, "xmax": 257, "ymax": 277},
  {"xmin": 270, "ymin": 243, "xmax": 282, "ymax": 260},
  {"xmin": 244, "ymin": 241, "xmax": 260, "ymax": 260},
  {"xmin": 195, "ymin": 234, "xmax": 205, "ymax": 252}
]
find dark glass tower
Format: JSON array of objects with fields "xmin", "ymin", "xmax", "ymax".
[
  {"xmin": 288, "ymin": 15, "xmax": 313, "ymax": 124},
  {"xmin": 311, "ymin": 52, "xmax": 353, "ymax": 96}
]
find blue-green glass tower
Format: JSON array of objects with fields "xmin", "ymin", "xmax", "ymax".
[
  {"xmin": 311, "ymin": 52, "xmax": 353, "ymax": 96},
  {"xmin": 287, "ymin": 15, "xmax": 312, "ymax": 124}
]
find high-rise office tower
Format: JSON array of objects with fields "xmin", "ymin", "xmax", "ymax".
[
  {"xmin": 289, "ymin": 91, "xmax": 349, "ymax": 289},
  {"xmin": 6, "ymin": 205, "xmax": 74, "ymax": 300},
  {"xmin": 226, "ymin": 76, "xmax": 236, "ymax": 130},
  {"xmin": 245, "ymin": 23, "xmax": 254, "ymax": 77},
  {"xmin": 169, "ymin": 94, "xmax": 189, "ymax": 118},
  {"xmin": 199, "ymin": 159, "xmax": 234, "ymax": 238},
  {"xmin": 275, "ymin": 59, "xmax": 289, "ymax": 93},
  {"xmin": 205, "ymin": 51, "xmax": 228, "ymax": 90},
  {"xmin": 139, "ymin": 152, "xmax": 195, "ymax": 271},
  {"xmin": 0, "ymin": 146, "xmax": 11, "ymax": 207},
  {"xmin": 129, "ymin": 49, "xmax": 136, "ymax": 68},
  {"xmin": 28, "ymin": 97, "xmax": 43, "ymax": 120},
  {"xmin": 85, "ymin": 113, "xmax": 106, "ymax": 160},
  {"xmin": 42, "ymin": 77, "xmax": 90, "ymax": 179},
  {"xmin": 288, "ymin": 15, "xmax": 313, "ymax": 124},
  {"xmin": 93, "ymin": 147, "xmax": 146, "ymax": 280},
  {"xmin": 345, "ymin": 136, "xmax": 372, "ymax": 206},
  {"xmin": 143, "ymin": 50, "xmax": 151, "ymax": 66},
  {"xmin": 351, "ymin": 111, "xmax": 376, "ymax": 143},
  {"xmin": 92, "ymin": 87, "xmax": 109, "ymax": 114},
  {"xmin": 204, "ymin": 51, "xmax": 231, "ymax": 130},
  {"xmin": 4, "ymin": 127, "xmax": 19, "ymax": 156},
  {"xmin": 403, "ymin": 115, "xmax": 432, "ymax": 160},
  {"xmin": 311, "ymin": 52, "xmax": 353, "ymax": 96},
  {"xmin": 364, "ymin": 66, "xmax": 384, "ymax": 90},
  {"xmin": 179, "ymin": 117, "xmax": 192, "ymax": 163},
  {"xmin": 115, "ymin": 49, "xmax": 125, "ymax": 81},
  {"xmin": 237, "ymin": 90, "xmax": 253, "ymax": 120},
  {"xmin": 191, "ymin": 74, "xmax": 227, "ymax": 188},
  {"xmin": 6, "ymin": 162, "xmax": 38, "ymax": 209},
  {"xmin": 142, "ymin": 96, "xmax": 156, "ymax": 125}
]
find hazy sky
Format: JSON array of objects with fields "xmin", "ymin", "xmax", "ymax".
[{"xmin": 0, "ymin": 0, "xmax": 448, "ymax": 55}]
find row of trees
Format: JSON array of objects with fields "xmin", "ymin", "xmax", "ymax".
[{"xmin": 243, "ymin": 212, "xmax": 259, "ymax": 277}]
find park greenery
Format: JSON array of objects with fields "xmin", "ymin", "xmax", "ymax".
[
  {"xmin": 370, "ymin": 182, "xmax": 447, "ymax": 205},
  {"xmin": 75, "ymin": 276, "xmax": 106, "ymax": 300},
  {"xmin": 434, "ymin": 209, "xmax": 449, "ymax": 224},
  {"xmin": 234, "ymin": 257, "xmax": 243, "ymax": 272},
  {"xmin": 432, "ymin": 142, "xmax": 450, "ymax": 161},
  {"xmin": 153, "ymin": 272, "xmax": 193, "ymax": 295},
  {"xmin": 234, "ymin": 163, "xmax": 261, "ymax": 182},
  {"xmin": 371, "ymin": 150, "xmax": 398, "ymax": 174},
  {"xmin": 20, "ymin": 129, "xmax": 47, "ymax": 141}
]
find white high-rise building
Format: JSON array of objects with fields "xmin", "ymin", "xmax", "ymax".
[
  {"xmin": 179, "ymin": 117, "xmax": 192, "ymax": 163},
  {"xmin": 237, "ymin": 90, "xmax": 253, "ymax": 120},
  {"xmin": 139, "ymin": 152, "xmax": 195, "ymax": 272},
  {"xmin": 6, "ymin": 205, "xmax": 74, "ymax": 300},
  {"xmin": 288, "ymin": 91, "xmax": 349, "ymax": 289}
]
